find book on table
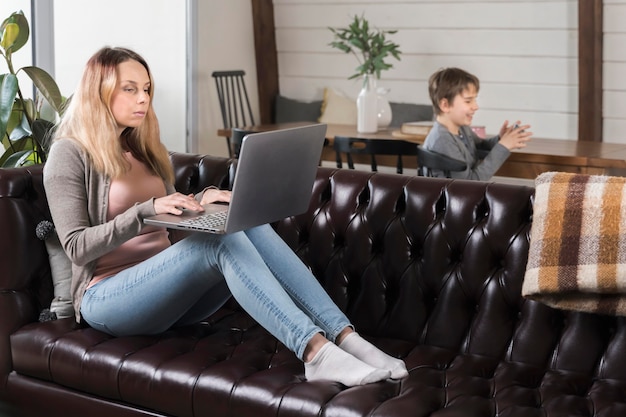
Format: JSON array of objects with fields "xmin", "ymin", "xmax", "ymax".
[{"xmin": 401, "ymin": 121, "xmax": 434, "ymax": 136}]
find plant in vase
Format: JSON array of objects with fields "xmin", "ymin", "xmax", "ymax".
[
  {"xmin": 328, "ymin": 15, "xmax": 401, "ymax": 133},
  {"xmin": 0, "ymin": 10, "xmax": 65, "ymax": 167}
]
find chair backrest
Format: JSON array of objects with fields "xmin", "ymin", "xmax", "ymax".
[
  {"xmin": 416, "ymin": 146, "xmax": 467, "ymax": 178},
  {"xmin": 212, "ymin": 70, "xmax": 255, "ymax": 157},
  {"xmin": 230, "ymin": 128, "xmax": 256, "ymax": 159},
  {"xmin": 333, "ymin": 136, "xmax": 417, "ymax": 174},
  {"xmin": 212, "ymin": 70, "xmax": 255, "ymax": 129}
]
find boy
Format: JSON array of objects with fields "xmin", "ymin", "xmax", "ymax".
[{"xmin": 422, "ymin": 67, "xmax": 532, "ymax": 180}]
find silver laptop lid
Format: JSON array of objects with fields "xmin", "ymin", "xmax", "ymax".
[{"xmin": 223, "ymin": 123, "xmax": 327, "ymax": 233}]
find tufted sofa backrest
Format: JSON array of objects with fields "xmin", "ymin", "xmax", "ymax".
[{"xmin": 274, "ymin": 167, "xmax": 626, "ymax": 382}]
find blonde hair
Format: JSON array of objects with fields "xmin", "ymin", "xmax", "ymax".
[
  {"xmin": 55, "ymin": 46, "xmax": 174, "ymax": 184},
  {"xmin": 428, "ymin": 67, "xmax": 480, "ymax": 116}
]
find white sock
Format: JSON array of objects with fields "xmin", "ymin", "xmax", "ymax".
[
  {"xmin": 338, "ymin": 332, "xmax": 409, "ymax": 379},
  {"xmin": 304, "ymin": 342, "xmax": 391, "ymax": 386}
]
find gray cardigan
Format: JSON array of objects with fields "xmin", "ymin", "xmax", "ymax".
[
  {"xmin": 43, "ymin": 139, "xmax": 176, "ymax": 322},
  {"xmin": 422, "ymin": 121, "xmax": 510, "ymax": 180}
]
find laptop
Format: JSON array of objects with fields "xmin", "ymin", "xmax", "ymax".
[{"xmin": 144, "ymin": 123, "xmax": 327, "ymax": 234}]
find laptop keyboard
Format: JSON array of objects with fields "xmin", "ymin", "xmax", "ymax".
[{"xmin": 179, "ymin": 210, "xmax": 228, "ymax": 229}]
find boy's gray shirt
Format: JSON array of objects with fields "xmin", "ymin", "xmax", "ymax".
[
  {"xmin": 422, "ymin": 121, "xmax": 510, "ymax": 180},
  {"xmin": 43, "ymin": 138, "xmax": 175, "ymax": 322}
]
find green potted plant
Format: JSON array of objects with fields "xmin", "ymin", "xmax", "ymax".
[
  {"xmin": 328, "ymin": 14, "xmax": 402, "ymax": 80},
  {"xmin": 328, "ymin": 15, "xmax": 401, "ymax": 133},
  {"xmin": 0, "ymin": 10, "xmax": 65, "ymax": 167}
]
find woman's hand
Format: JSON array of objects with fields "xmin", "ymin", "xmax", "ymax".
[
  {"xmin": 153, "ymin": 193, "xmax": 205, "ymax": 215},
  {"xmin": 498, "ymin": 120, "xmax": 533, "ymax": 151},
  {"xmin": 200, "ymin": 188, "xmax": 231, "ymax": 206}
]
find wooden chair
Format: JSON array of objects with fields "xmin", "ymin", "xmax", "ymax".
[
  {"xmin": 212, "ymin": 70, "xmax": 255, "ymax": 158},
  {"xmin": 416, "ymin": 146, "xmax": 467, "ymax": 178},
  {"xmin": 333, "ymin": 136, "xmax": 418, "ymax": 174}
]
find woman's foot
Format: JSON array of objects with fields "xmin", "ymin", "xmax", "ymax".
[
  {"xmin": 304, "ymin": 342, "xmax": 391, "ymax": 386},
  {"xmin": 338, "ymin": 332, "xmax": 409, "ymax": 379}
]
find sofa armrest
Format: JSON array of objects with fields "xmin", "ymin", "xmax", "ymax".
[{"xmin": 0, "ymin": 165, "xmax": 52, "ymax": 390}]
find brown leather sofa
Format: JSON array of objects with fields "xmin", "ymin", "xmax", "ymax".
[{"xmin": 1, "ymin": 152, "xmax": 625, "ymax": 417}]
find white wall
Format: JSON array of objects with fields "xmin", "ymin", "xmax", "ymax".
[
  {"xmin": 274, "ymin": 0, "xmax": 579, "ymax": 141},
  {"xmin": 52, "ymin": 0, "xmax": 257, "ymax": 157},
  {"xmin": 194, "ymin": 0, "xmax": 258, "ymax": 157},
  {"xmin": 52, "ymin": 0, "xmax": 187, "ymax": 152},
  {"xmin": 4, "ymin": 1, "xmax": 624, "ymax": 149}
]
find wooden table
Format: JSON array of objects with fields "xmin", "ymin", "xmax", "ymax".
[
  {"xmin": 218, "ymin": 122, "xmax": 424, "ymax": 143},
  {"xmin": 496, "ymin": 139, "xmax": 626, "ymax": 178},
  {"xmin": 218, "ymin": 123, "xmax": 626, "ymax": 179}
]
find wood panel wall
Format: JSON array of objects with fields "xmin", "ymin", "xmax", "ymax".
[
  {"xmin": 251, "ymin": 0, "xmax": 615, "ymax": 143},
  {"xmin": 603, "ymin": 0, "xmax": 626, "ymax": 144}
]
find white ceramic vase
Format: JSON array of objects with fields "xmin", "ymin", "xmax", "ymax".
[
  {"xmin": 376, "ymin": 86, "xmax": 392, "ymax": 129},
  {"xmin": 357, "ymin": 74, "xmax": 378, "ymax": 133}
]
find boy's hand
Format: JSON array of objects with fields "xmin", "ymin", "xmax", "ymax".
[
  {"xmin": 499, "ymin": 120, "xmax": 533, "ymax": 150},
  {"xmin": 498, "ymin": 120, "xmax": 513, "ymax": 138}
]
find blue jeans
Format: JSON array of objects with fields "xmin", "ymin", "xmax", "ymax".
[{"xmin": 81, "ymin": 224, "xmax": 351, "ymax": 359}]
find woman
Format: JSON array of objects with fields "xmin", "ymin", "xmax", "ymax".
[{"xmin": 43, "ymin": 47, "xmax": 408, "ymax": 387}]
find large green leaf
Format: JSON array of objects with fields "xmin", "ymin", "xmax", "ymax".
[
  {"xmin": 5, "ymin": 99, "xmax": 22, "ymax": 136},
  {"xmin": 0, "ymin": 11, "xmax": 29, "ymax": 54},
  {"xmin": 0, "ymin": 73, "xmax": 18, "ymax": 141},
  {"xmin": 1, "ymin": 149, "xmax": 34, "ymax": 167},
  {"xmin": 3, "ymin": 134, "xmax": 30, "ymax": 152},
  {"xmin": 21, "ymin": 66, "xmax": 63, "ymax": 113},
  {"xmin": 0, "ymin": 135, "xmax": 36, "ymax": 166},
  {"xmin": 8, "ymin": 112, "xmax": 31, "ymax": 141}
]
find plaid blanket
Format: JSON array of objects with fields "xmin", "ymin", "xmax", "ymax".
[{"xmin": 523, "ymin": 172, "xmax": 626, "ymax": 316}]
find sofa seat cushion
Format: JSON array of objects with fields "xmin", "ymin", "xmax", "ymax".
[
  {"xmin": 10, "ymin": 307, "xmax": 307, "ymax": 417},
  {"xmin": 11, "ymin": 313, "xmax": 626, "ymax": 417}
]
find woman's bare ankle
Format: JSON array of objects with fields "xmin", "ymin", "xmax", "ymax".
[
  {"xmin": 334, "ymin": 327, "xmax": 354, "ymax": 346},
  {"xmin": 303, "ymin": 333, "xmax": 329, "ymax": 362}
]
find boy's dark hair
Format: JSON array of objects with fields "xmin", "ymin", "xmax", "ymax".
[{"xmin": 428, "ymin": 67, "xmax": 480, "ymax": 115}]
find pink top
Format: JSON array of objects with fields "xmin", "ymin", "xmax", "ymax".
[{"xmin": 90, "ymin": 153, "xmax": 171, "ymax": 287}]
